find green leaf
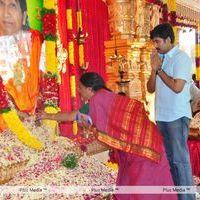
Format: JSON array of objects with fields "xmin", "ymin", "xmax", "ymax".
[
  {"xmin": 62, "ymin": 153, "xmax": 79, "ymax": 169},
  {"xmin": 0, "ymin": 108, "xmax": 11, "ymax": 114}
]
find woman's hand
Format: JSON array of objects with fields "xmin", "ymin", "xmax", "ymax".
[
  {"xmin": 18, "ymin": 111, "xmax": 29, "ymax": 121},
  {"xmin": 77, "ymin": 113, "xmax": 93, "ymax": 128},
  {"xmin": 36, "ymin": 111, "xmax": 50, "ymax": 121}
]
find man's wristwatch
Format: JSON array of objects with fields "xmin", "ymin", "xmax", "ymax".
[{"xmin": 156, "ymin": 68, "xmax": 163, "ymax": 75}]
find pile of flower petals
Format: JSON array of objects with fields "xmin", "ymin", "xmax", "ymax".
[{"xmin": 1, "ymin": 118, "xmax": 117, "ymax": 199}]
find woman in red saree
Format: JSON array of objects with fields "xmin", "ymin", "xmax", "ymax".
[{"xmin": 39, "ymin": 72, "xmax": 178, "ymax": 200}]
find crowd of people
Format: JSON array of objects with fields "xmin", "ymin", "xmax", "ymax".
[{"xmin": 0, "ymin": 1, "xmax": 200, "ymax": 200}]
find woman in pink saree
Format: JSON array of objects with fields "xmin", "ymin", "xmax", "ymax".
[{"xmin": 39, "ymin": 72, "xmax": 178, "ymax": 200}]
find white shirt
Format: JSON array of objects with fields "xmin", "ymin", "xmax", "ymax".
[{"xmin": 155, "ymin": 46, "xmax": 192, "ymax": 121}]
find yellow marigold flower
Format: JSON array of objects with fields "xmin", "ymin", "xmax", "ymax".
[
  {"xmin": 44, "ymin": 0, "xmax": 55, "ymax": 9},
  {"xmin": 2, "ymin": 110, "xmax": 43, "ymax": 150},
  {"xmin": 43, "ymin": 106, "xmax": 59, "ymax": 140}
]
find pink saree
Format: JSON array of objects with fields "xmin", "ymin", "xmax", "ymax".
[{"xmin": 89, "ymin": 89, "xmax": 177, "ymax": 200}]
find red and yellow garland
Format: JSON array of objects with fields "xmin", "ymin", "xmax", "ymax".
[
  {"xmin": 67, "ymin": 7, "xmax": 78, "ymax": 135},
  {"xmin": 41, "ymin": 0, "xmax": 60, "ymax": 139}
]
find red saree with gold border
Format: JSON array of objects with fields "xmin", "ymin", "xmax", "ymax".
[{"xmin": 89, "ymin": 89, "xmax": 163, "ymax": 163}]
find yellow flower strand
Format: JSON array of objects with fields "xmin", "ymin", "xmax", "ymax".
[
  {"xmin": 45, "ymin": 41, "xmax": 58, "ymax": 73},
  {"xmin": 197, "ymin": 25, "xmax": 200, "ymax": 80},
  {"xmin": 167, "ymin": 0, "xmax": 176, "ymax": 12},
  {"xmin": 70, "ymin": 74, "xmax": 78, "ymax": 134},
  {"xmin": 44, "ymin": 0, "xmax": 55, "ymax": 9},
  {"xmin": 43, "ymin": 3, "xmax": 60, "ymax": 139},
  {"xmin": 2, "ymin": 110, "xmax": 43, "ymax": 150},
  {"xmin": 70, "ymin": 75, "xmax": 76, "ymax": 97},
  {"xmin": 66, "ymin": 7, "xmax": 78, "ymax": 134},
  {"xmin": 43, "ymin": 106, "xmax": 59, "ymax": 140},
  {"xmin": 166, "ymin": 0, "xmax": 178, "ymax": 43},
  {"xmin": 79, "ymin": 44, "xmax": 84, "ymax": 67},
  {"xmin": 73, "ymin": 121, "xmax": 78, "ymax": 135},
  {"xmin": 106, "ymin": 162, "xmax": 118, "ymax": 171},
  {"xmin": 77, "ymin": 11, "xmax": 82, "ymax": 29},
  {"xmin": 69, "ymin": 41, "xmax": 75, "ymax": 65},
  {"xmin": 67, "ymin": 9, "xmax": 73, "ymax": 30}
]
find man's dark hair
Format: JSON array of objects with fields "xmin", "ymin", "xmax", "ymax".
[
  {"xmin": 150, "ymin": 23, "xmax": 175, "ymax": 44},
  {"xmin": 18, "ymin": 0, "xmax": 27, "ymax": 13}
]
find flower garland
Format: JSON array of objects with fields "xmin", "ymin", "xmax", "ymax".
[
  {"xmin": 67, "ymin": 7, "xmax": 78, "ymax": 135},
  {"xmin": 196, "ymin": 23, "xmax": 200, "ymax": 80},
  {"xmin": 41, "ymin": 0, "xmax": 59, "ymax": 139},
  {"xmin": 149, "ymin": 0, "xmax": 178, "ymax": 41},
  {"xmin": 76, "ymin": 10, "xmax": 87, "ymax": 69},
  {"xmin": 41, "ymin": 8, "xmax": 56, "ymax": 41},
  {"xmin": 0, "ymin": 77, "xmax": 43, "ymax": 150},
  {"xmin": 41, "ymin": 73, "xmax": 59, "ymax": 108},
  {"xmin": 176, "ymin": 15, "xmax": 197, "ymax": 29},
  {"xmin": 147, "ymin": 0, "xmax": 163, "ymax": 6}
]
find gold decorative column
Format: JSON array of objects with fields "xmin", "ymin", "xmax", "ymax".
[
  {"xmin": 105, "ymin": 0, "xmax": 153, "ymax": 101},
  {"xmin": 107, "ymin": 0, "xmax": 135, "ymax": 39}
]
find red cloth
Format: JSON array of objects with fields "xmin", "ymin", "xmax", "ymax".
[
  {"xmin": 114, "ymin": 150, "xmax": 177, "ymax": 200},
  {"xmin": 57, "ymin": 0, "xmax": 75, "ymax": 137},
  {"xmin": 82, "ymin": 0, "xmax": 110, "ymax": 80},
  {"xmin": 188, "ymin": 140, "xmax": 200, "ymax": 177},
  {"xmin": 89, "ymin": 89, "xmax": 177, "ymax": 199},
  {"xmin": 89, "ymin": 89, "xmax": 163, "ymax": 162},
  {"xmin": 58, "ymin": 0, "xmax": 110, "ymax": 137}
]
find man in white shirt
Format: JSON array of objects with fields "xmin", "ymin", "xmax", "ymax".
[{"xmin": 147, "ymin": 23, "xmax": 195, "ymax": 200}]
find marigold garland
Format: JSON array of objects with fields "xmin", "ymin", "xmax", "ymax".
[
  {"xmin": 45, "ymin": 41, "xmax": 57, "ymax": 73},
  {"xmin": 167, "ymin": 0, "xmax": 178, "ymax": 42},
  {"xmin": 73, "ymin": 121, "xmax": 78, "ymax": 135},
  {"xmin": 42, "ymin": 1, "xmax": 59, "ymax": 139},
  {"xmin": 67, "ymin": 9, "xmax": 73, "ymax": 30},
  {"xmin": 77, "ymin": 11, "xmax": 82, "ymax": 29},
  {"xmin": 68, "ymin": 41, "xmax": 75, "ymax": 65},
  {"xmin": 167, "ymin": 0, "xmax": 176, "ymax": 12},
  {"xmin": 2, "ymin": 110, "xmax": 43, "ymax": 150},
  {"xmin": 0, "ymin": 77, "xmax": 43, "ymax": 149},
  {"xmin": 79, "ymin": 44, "xmax": 84, "ymax": 67},
  {"xmin": 44, "ymin": 0, "xmax": 55, "ymax": 9},
  {"xmin": 70, "ymin": 75, "xmax": 76, "ymax": 98},
  {"xmin": 67, "ymin": 6, "xmax": 78, "ymax": 135},
  {"xmin": 43, "ymin": 106, "xmax": 59, "ymax": 140}
]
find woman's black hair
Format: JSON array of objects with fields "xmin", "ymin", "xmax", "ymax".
[
  {"xmin": 18, "ymin": 0, "xmax": 27, "ymax": 13},
  {"xmin": 18, "ymin": 0, "xmax": 29, "ymax": 30},
  {"xmin": 80, "ymin": 72, "xmax": 111, "ymax": 91},
  {"xmin": 150, "ymin": 23, "xmax": 175, "ymax": 44}
]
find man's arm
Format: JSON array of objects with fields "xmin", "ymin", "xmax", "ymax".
[
  {"xmin": 147, "ymin": 50, "xmax": 163, "ymax": 93},
  {"xmin": 147, "ymin": 70, "xmax": 157, "ymax": 93},
  {"xmin": 157, "ymin": 70, "xmax": 185, "ymax": 93}
]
